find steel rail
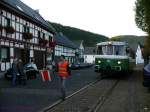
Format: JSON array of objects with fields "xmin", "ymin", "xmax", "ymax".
[{"xmin": 40, "ymin": 79, "xmax": 100, "ymax": 112}]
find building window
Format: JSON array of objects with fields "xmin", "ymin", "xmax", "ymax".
[
  {"xmin": 0, "ymin": 13, "xmax": 1, "ymax": 23},
  {"xmin": 0, "ymin": 47, "xmax": 10, "ymax": 62},
  {"xmin": 32, "ymin": 28, "xmax": 35, "ymax": 37},
  {"xmin": 35, "ymin": 30, "xmax": 38, "ymax": 37},
  {"xmin": 43, "ymin": 33, "xmax": 45, "ymax": 39},
  {"xmin": 2, "ymin": 10, "xmax": 6, "ymax": 16},
  {"xmin": 20, "ymin": 24, "xmax": 23, "ymax": 32},
  {"xmin": 6, "ymin": 18, "xmax": 11, "ymax": 27},
  {"xmin": 38, "ymin": 31, "xmax": 40, "ymax": 38},
  {"xmin": 12, "ymin": 33, "xmax": 15, "ymax": 39},
  {"xmin": 20, "ymin": 33, "xmax": 22, "ymax": 40},
  {"xmin": 49, "ymin": 36, "xmax": 52, "ymax": 41},
  {"xmin": 12, "ymin": 14, "xmax": 15, "ymax": 21},
  {"xmin": 16, "ymin": 22, "xmax": 20, "ymax": 32},
  {"xmin": 20, "ymin": 18, "xmax": 23, "ymax": 24},
  {"xmin": 12, "ymin": 21, "xmax": 15, "ymax": 29},
  {"xmin": 16, "ymin": 32, "xmax": 20, "ymax": 40},
  {"xmin": 23, "ymin": 25, "xmax": 29, "ymax": 33},
  {"xmin": 29, "ymin": 28, "xmax": 33, "ymax": 33},
  {"xmin": 7, "ymin": 12, "xmax": 11, "ymax": 19},
  {"xmin": 35, "ymin": 38, "xmax": 38, "ymax": 43},
  {"xmin": 2, "ymin": 16, "xmax": 5, "ymax": 26},
  {"xmin": 15, "ymin": 16, "xmax": 19, "ymax": 22}
]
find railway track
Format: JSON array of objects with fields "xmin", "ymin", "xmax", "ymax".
[
  {"xmin": 89, "ymin": 80, "xmax": 119, "ymax": 112},
  {"xmin": 40, "ymin": 77, "xmax": 120, "ymax": 112},
  {"xmin": 41, "ymin": 79, "xmax": 99, "ymax": 112}
]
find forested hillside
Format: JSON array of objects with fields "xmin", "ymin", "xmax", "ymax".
[
  {"xmin": 48, "ymin": 22, "xmax": 108, "ymax": 47},
  {"xmin": 110, "ymin": 35, "xmax": 146, "ymax": 51},
  {"xmin": 111, "ymin": 35, "xmax": 145, "ymax": 44}
]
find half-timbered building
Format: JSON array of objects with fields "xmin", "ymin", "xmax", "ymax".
[
  {"xmin": 54, "ymin": 33, "xmax": 77, "ymax": 64},
  {"xmin": 0, "ymin": 0, "xmax": 55, "ymax": 71}
]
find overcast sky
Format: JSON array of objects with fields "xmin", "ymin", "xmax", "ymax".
[{"xmin": 21, "ymin": 0, "xmax": 146, "ymax": 37}]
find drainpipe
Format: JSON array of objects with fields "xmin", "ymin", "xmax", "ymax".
[{"xmin": 45, "ymin": 47, "xmax": 47, "ymax": 68}]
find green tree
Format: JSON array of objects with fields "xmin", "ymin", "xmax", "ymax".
[
  {"xmin": 135, "ymin": 0, "xmax": 150, "ymax": 33},
  {"xmin": 135, "ymin": 0, "xmax": 150, "ymax": 59}
]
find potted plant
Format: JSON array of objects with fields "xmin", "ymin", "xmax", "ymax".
[
  {"xmin": 39, "ymin": 38, "xmax": 48, "ymax": 47},
  {"xmin": 49, "ymin": 41, "xmax": 56, "ymax": 47},
  {"xmin": 4, "ymin": 26, "xmax": 15, "ymax": 34},
  {"xmin": 23, "ymin": 32, "xmax": 33, "ymax": 40},
  {"xmin": 43, "ymin": 39, "xmax": 48, "ymax": 45}
]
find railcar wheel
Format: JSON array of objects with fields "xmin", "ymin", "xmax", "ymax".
[
  {"xmin": 148, "ymin": 86, "xmax": 150, "ymax": 92},
  {"xmin": 100, "ymin": 72, "xmax": 106, "ymax": 79}
]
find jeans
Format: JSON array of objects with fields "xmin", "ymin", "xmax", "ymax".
[
  {"xmin": 18, "ymin": 75, "xmax": 27, "ymax": 85},
  {"xmin": 59, "ymin": 77, "xmax": 66, "ymax": 98},
  {"xmin": 12, "ymin": 73, "xmax": 17, "ymax": 86}
]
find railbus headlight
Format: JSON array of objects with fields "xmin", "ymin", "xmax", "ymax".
[
  {"xmin": 98, "ymin": 60, "xmax": 101, "ymax": 64},
  {"xmin": 117, "ymin": 61, "xmax": 121, "ymax": 64}
]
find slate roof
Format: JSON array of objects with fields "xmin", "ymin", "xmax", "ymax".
[
  {"xmin": 0, "ymin": 0, "xmax": 56, "ymax": 33},
  {"xmin": 73, "ymin": 40, "xmax": 84, "ymax": 48},
  {"xmin": 54, "ymin": 33, "xmax": 77, "ymax": 49},
  {"xmin": 84, "ymin": 47, "xmax": 96, "ymax": 55}
]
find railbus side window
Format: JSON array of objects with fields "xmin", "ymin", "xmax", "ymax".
[
  {"xmin": 114, "ymin": 45, "xmax": 124, "ymax": 56},
  {"xmin": 107, "ymin": 45, "xmax": 113, "ymax": 55},
  {"xmin": 97, "ymin": 46, "xmax": 103, "ymax": 55}
]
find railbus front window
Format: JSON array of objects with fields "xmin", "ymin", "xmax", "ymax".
[
  {"xmin": 97, "ymin": 46, "xmax": 107, "ymax": 55},
  {"xmin": 107, "ymin": 45, "xmax": 113, "ymax": 55},
  {"xmin": 102, "ymin": 46, "xmax": 107, "ymax": 55},
  {"xmin": 114, "ymin": 45, "xmax": 125, "ymax": 56},
  {"xmin": 97, "ymin": 45, "xmax": 126, "ymax": 56}
]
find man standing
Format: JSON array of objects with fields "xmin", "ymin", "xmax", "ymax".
[
  {"xmin": 12, "ymin": 58, "xmax": 18, "ymax": 86},
  {"xmin": 17, "ymin": 59, "xmax": 26, "ymax": 85},
  {"xmin": 56, "ymin": 55, "xmax": 71, "ymax": 100}
]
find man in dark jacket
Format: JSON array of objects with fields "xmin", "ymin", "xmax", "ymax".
[
  {"xmin": 17, "ymin": 59, "xmax": 26, "ymax": 85},
  {"xmin": 12, "ymin": 58, "xmax": 18, "ymax": 86}
]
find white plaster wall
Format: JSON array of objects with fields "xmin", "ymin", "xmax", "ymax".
[{"xmin": 84, "ymin": 55, "xmax": 95, "ymax": 63}]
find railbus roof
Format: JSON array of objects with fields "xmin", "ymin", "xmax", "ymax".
[{"xmin": 96, "ymin": 41, "xmax": 126, "ymax": 46}]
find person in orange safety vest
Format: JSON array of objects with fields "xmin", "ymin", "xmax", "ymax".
[{"xmin": 56, "ymin": 55, "xmax": 71, "ymax": 100}]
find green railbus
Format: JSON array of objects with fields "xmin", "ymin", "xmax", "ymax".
[{"xmin": 95, "ymin": 41, "xmax": 133, "ymax": 76}]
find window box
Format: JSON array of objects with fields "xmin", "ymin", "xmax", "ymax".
[
  {"xmin": 4, "ymin": 26, "xmax": 15, "ymax": 34},
  {"xmin": 23, "ymin": 32, "xmax": 33, "ymax": 40},
  {"xmin": 39, "ymin": 38, "xmax": 48, "ymax": 46},
  {"xmin": 49, "ymin": 41, "xmax": 56, "ymax": 47}
]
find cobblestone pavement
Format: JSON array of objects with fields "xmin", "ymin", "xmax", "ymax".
[
  {"xmin": 45, "ymin": 66, "xmax": 150, "ymax": 112},
  {"xmin": 97, "ymin": 70, "xmax": 150, "ymax": 112},
  {"xmin": 45, "ymin": 79, "xmax": 118, "ymax": 112},
  {"xmin": 0, "ymin": 67, "xmax": 99, "ymax": 112}
]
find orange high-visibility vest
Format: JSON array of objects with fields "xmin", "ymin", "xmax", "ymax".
[{"xmin": 58, "ymin": 61, "xmax": 69, "ymax": 77}]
